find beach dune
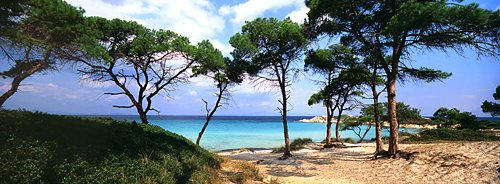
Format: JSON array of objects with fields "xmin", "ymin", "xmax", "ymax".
[{"xmin": 219, "ymin": 141, "xmax": 500, "ymax": 184}]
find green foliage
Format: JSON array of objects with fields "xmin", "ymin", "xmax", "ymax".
[
  {"xmin": 399, "ymin": 131, "xmax": 413, "ymax": 137},
  {"xmin": 0, "ymin": 110, "xmax": 221, "ymax": 183},
  {"xmin": 362, "ymin": 102, "xmax": 423, "ymax": 124},
  {"xmin": 433, "ymin": 107, "xmax": 479, "ymax": 129},
  {"xmin": 405, "ymin": 128, "xmax": 500, "ymax": 142},
  {"xmin": 76, "ymin": 16, "xmax": 225, "ymax": 123},
  {"xmin": 433, "ymin": 107, "xmax": 461, "ymax": 126},
  {"xmin": 399, "ymin": 67, "xmax": 452, "ymax": 83},
  {"xmin": 0, "ymin": 0, "xmax": 86, "ymax": 106},
  {"xmin": 230, "ymin": 17, "xmax": 308, "ymax": 77},
  {"xmin": 340, "ymin": 137, "xmax": 356, "ymax": 144},
  {"xmin": 306, "ymin": 0, "xmax": 498, "ymax": 153},
  {"xmin": 477, "ymin": 120, "xmax": 500, "ymax": 129},
  {"xmin": 0, "ymin": 0, "xmax": 29, "ymax": 31},
  {"xmin": 231, "ymin": 17, "xmax": 308, "ymax": 155},
  {"xmin": 457, "ymin": 111, "xmax": 479, "ymax": 130},
  {"xmin": 271, "ymin": 138, "xmax": 313, "ymax": 153},
  {"xmin": 481, "ymin": 85, "xmax": 500, "ymax": 117},
  {"xmin": 306, "ymin": 0, "xmax": 499, "ymax": 56},
  {"xmin": 305, "ymin": 44, "xmax": 363, "ymax": 108}
]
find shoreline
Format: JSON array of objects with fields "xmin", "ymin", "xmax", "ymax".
[{"xmin": 297, "ymin": 116, "xmax": 438, "ymax": 129}]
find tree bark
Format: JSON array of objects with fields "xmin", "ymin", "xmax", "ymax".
[
  {"xmin": 196, "ymin": 84, "xmax": 225, "ymax": 145},
  {"xmin": 0, "ymin": 61, "xmax": 48, "ymax": 107},
  {"xmin": 387, "ymin": 76, "xmax": 399, "ymax": 157},
  {"xmin": 335, "ymin": 109, "xmax": 343, "ymax": 142},
  {"xmin": 372, "ymin": 87, "xmax": 384, "ymax": 153},
  {"xmin": 325, "ymin": 104, "xmax": 333, "ymax": 146},
  {"xmin": 280, "ymin": 83, "xmax": 291, "ymax": 158},
  {"xmin": 359, "ymin": 122, "xmax": 372, "ymax": 143},
  {"xmin": 138, "ymin": 110, "xmax": 149, "ymax": 124}
]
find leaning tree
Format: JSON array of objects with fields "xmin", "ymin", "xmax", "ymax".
[
  {"xmin": 192, "ymin": 55, "xmax": 245, "ymax": 145},
  {"xmin": 0, "ymin": 0, "xmax": 85, "ymax": 107},
  {"xmin": 72, "ymin": 17, "xmax": 219, "ymax": 124},
  {"xmin": 306, "ymin": 0, "xmax": 499, "ymax": 157},
  {"xmin": 230, "ymin": 18, "xmax": 308, "ymax": 159}
]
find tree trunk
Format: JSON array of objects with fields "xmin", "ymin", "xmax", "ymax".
[
  {"xmin": 372, "ymin": 88, "xmax": 384, "ymax": 153},
  {"xmin": 196, "ymin": 119, "xmax": 210, "ymax": 145},
  {"xmin": 280, "ymin": 82, "xmax": 291, "ymax": 158},
  {"xmin": 335, "ymin": 109, "xmax": 343, "ymax": 142},
  {"xmin": 281, "ymin": 90, "xmax": 291, "ymax": 158},
  {"xmin": 196, "ymin": 85, "xmax": 225, "ymax": 145},
  {"xmin": 325, "ymin": 104, "xmax": 333, "ymax": 146},
  {"xmin": 138, "ymin": 111, "xmax": 149, "ymax": 124},
  {"xmin": 0, "ymin": 77, "xmax": 23, "ymax": 107},
  {"xmin": 359, "ymin": 122, "xmax": 372, "ymax": 143},
  {"xmin": 0, "ymin": 61, "xmax": 48, "ymax": 107},
  {"xmin": 387, "ymin": 76, "xmax": 399, "ymax": 157}
]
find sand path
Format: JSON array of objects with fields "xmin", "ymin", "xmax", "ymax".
[{"xmin": 219, "ymin": 141, "xmax": 500, "ymax": 184}]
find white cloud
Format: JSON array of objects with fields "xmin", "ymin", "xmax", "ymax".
[
  {"xmin": 17, "ymin": 82, "xmax": 90, "ymax": 101},
  {"xmin": 258, "ymin": 101, "xmax": 272, "ymax": 106},
  {"xmin": 219, "ymin": 0, "xmax": 303, "ymax": 25},
  {"xmin": 232, "ymin": 77, "xmax": 275, "ymax": 95},
  {"xmin": 210, "ymin": 39, "xmax": 233, "ymax": 56},
  {"xmin": 286, "ymin": 6, "xmax": 309, "ymax": 24},
  {"xmin": 47, "ymin": 83, "xmax": 58, "ymax": 88},
  {"xmin": 191, "ymin": 76, "xmax": 212, "ymax": 87},
  {"xmin": 0, "ymin": 82, "xmax": 10, "ymax": 91},
  {"xmin": 188, "ymin": 91, "xmax": 198, "ymax": 96},
  {"xmin": 79, "ymin": 75, "xmax": 115, "ymax": 88},
  {"xmin": 67, "ymin": 0, "xmax": 224, "ymax": 43}
]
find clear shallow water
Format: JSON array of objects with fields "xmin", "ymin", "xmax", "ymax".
[{"xmin": 100, "ymin": 115, "xmax": 421, "ymax": 151}]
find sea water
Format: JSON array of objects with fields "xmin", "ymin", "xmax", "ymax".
[{"xmin": 107, "ymin": 115, "xmax": 420, "ymax": 151}]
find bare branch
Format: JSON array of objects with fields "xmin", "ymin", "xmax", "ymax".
[{"xmin": 113, "ymin": 104, "xmax": 135, "ymax": 108}]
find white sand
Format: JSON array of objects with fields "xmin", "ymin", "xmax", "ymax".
[{"xmin": 219, "ymin": 142, "xmax": 500, "ymax": 184}]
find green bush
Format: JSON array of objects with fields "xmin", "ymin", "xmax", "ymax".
[
  {"xmin": 405, "ymin": 128, "xmax": 500, "ymax": 142},
  {"xmin": 477, "ymin": 120, "xmax": 500, "ymax": 129},
  {"xmin": 340, "ymin": 137, "xmax": 356, "ymax": 144},
  {"xmin": 0, "ymin": 109, "xmax": 221, "ymax": 183},
  {"xmin": 399, "ymin": 131, "xmax": 413, "ymax": 137},
  {"xmin": 272, "ymin": 138, "xmax": 312, "ymax": 153}
]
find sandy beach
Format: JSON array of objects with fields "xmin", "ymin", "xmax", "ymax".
[{"xmin": 219, "ymin": 141, "xmax": 500, "ymax": 184}]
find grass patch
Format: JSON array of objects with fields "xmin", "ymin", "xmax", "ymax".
[
  {"xmin": 478, "ymin": 120, "xmax": 500, "ymax": 129},
  {"xmin": 0, "ymin": 109, "xmax": 221, "ymax": 183},
  {"xmin": 340, "ymin": 137, "xmax": 356, "ymax": 144},
  {"xmin": 405, "ymin": 128, "xmax": 500, "ymax": 142},
  {"xmin": 221, "ymin": 157, "xmax": 263, "ymax": 184},
  {"xmin": 399, "ymin": 131, "xmax": 414, "ymax": 137},
  {"xmin": 238, "ymin": 148, "xmax": 254, "ymax": 153},
  {"xmin": 272, "ymin": 138, "xmax": 312, "ymax": 153}
]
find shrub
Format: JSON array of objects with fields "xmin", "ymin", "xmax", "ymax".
[
  {"xmin": 340, "ymin": 137, "xmax": 356, "ymax": 144},
  {"xmin": 478, "ymin": 120, "xmax": 500, "ymax": 129},
  {"xmin": 399, "ymin": 131, "xmax": 413, "ymax": 137},
  {"xmin": 405, "ymin": 128, "xmax": 500, "ymax": 142},
  {"xmin": 0, "ymin": 109, "xmax": 221, "ymax": 183},
  {"xmin": 221, "ymin": 157, "xmax": 263, "ymax": 184},
  {"xmin": 272, "ymin": 138, "xmax": 312, "ymax": 153}
]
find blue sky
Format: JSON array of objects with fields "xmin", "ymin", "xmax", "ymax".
[{"xmin": 1, "ymin": 0, "xmax": 499, "ymax": 116}]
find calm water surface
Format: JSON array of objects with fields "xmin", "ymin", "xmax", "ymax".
[{"xmin": 103, "ymin": 115, "xmax": 419, "ymax": 151}]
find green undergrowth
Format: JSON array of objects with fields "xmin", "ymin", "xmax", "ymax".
[
  {"xmin": 405, "ymin": 128, "xmax": 500, "ymax": 142},
  {"xmin": 0, "ymin": 109, "xmax": 221, "ymax": 183},
  {"xmin": 272, "ymin": 138, "xmax": 313, "ymax": 153}
]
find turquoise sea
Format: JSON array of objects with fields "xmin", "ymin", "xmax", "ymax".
[{"xmin": 104, "ymin": 115, "xmax": 419, "ymax": 151}]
